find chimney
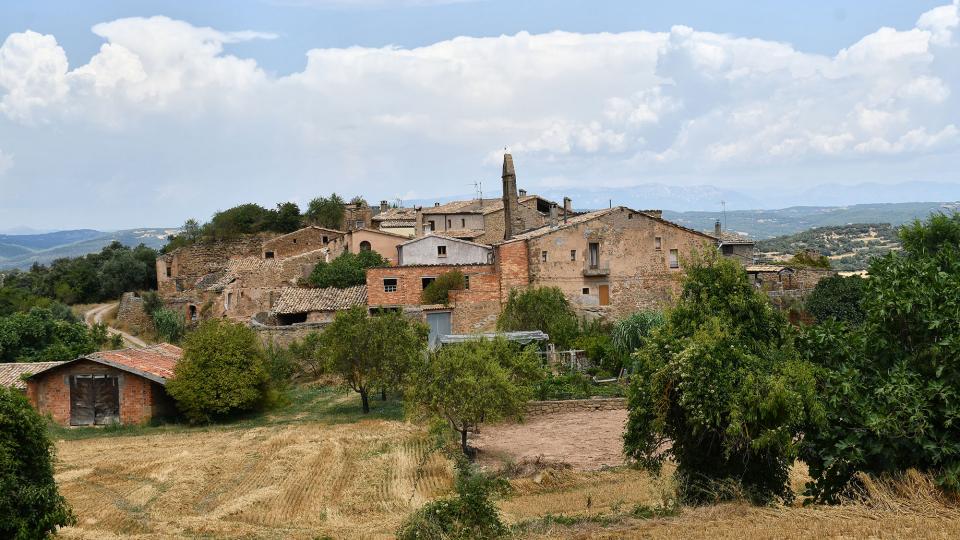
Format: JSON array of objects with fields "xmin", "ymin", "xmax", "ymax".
[
  {"xmin": 518, "ymin": 188, "xmax": 527, "ymax": 198},
  {"xmin": 502, "ymin": 154, "xmax": 523, "ymax": 240},
  {"xmin": 715, "ymin": 219, "xmax": 722, "ymax": 237},
  {"xmin": 549, "ymin": 203, "xmax": 559, "ymax": 226},
  {"xmin": 380, "ymin": 200, "xmax": 388, "ymax": 212},
  {"xmin": 562, "ymin": 197, "xmax": 572, "ymax": 223},
  {"xmin": 434, "ymin": 202, "xmax": 440, "ymax": 207}
]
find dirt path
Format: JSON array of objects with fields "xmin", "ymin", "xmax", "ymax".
[
  {"xmin": 473, "ymin": 409, "xmax": 629, "ymax": 471},
  {"xmin": 84, "ymin": 303, "xmax": 147, "ymax": 348}
]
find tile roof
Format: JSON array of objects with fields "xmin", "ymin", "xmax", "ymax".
[
  {"xmin": 0, "ymin": 362, "xmax": 65, "ymax": 390},
  {"xmin": 400, "ymin": 234, "xmax": 492, "ymax": 250},
  {"xmin": 86, "ymin": 344, "xmax": 183, "ymax": 384},
  {"xmin": 377, "ymin": 220, "xmax": 417, "ymax": 229},
  {"xmin": 272, "ymin": 285, "xmax": 367, "ymax": 314},
  {"xmin": 745, "ymin": 264, "xmax": 793, "ymax": 273},
  {"xmin": 718, "ymin": 231, "xmax": 755, "ymax": 245},
  {"xmin": 502, "ymin": 208, "xmax": 622, "ymax": 242},
  {"xmin": 441, "ymin": 229, "xmax": 486, "ymax": 239},
  {"xmin": 421, "ymin": 195, "xmax": 548, "ymax": 216},
  {"xmin": 372, "ymin": 207, "xmax": 418, "ymax": 222}
]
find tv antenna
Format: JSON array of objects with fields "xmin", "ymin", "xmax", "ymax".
[{"xmin": 471, "ymin": 180, "xmax": 483, "ymax": 200}]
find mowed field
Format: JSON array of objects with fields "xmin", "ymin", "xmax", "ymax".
[{"xmin": 51, "ymin": 387, "xmax": 960, "ymax": 539}]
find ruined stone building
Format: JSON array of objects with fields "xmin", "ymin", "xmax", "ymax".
[{"xmin": 343, "ymin": 201, "xmax": 373, "ymax": 231}]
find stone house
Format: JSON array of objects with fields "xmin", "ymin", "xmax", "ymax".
[
  {"xmin": 24, "ymin": 344, "xmax": 181, "ymax": 426},
  {"xmin": 397, "ymin": 235, "xmax": 493, "ymax": 266},
  {"xmin": 343, "ymin": 201, "xmax": 374, "ymax": 231},
  {"xmin": 711, "ymin": 220, "xmax": 756, "ymax": 263},
  {"xmin": 372, "ymin": 201, "xmax": 418, "ymax": 237},
  {"xmin": 261, "ymin": 226, "xmax": 342, "ymax": 259},
  {"xmin": 746, "ymin": 264, "xmax": 797, "ymax": 291},
  {"xmin": 270, "ymin": 285, "xmax": 368, "ymax": 325},
  {"xmin": 326, "ymin": 228, "xmax": 410, "ymax": 265}
]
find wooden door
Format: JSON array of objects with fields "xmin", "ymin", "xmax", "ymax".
[
  {"xmin": 94, "ymin": 376, "xmax": 120, "ymax": 425},
  {"xmin": 70, "ymin": 376, "xmax": 95, "ymax": 426},
  {"xmin": 598, "ymin": 284, "xmax": 610, "ymax": 306}
]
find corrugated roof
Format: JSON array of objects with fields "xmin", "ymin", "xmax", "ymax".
[
  {"xmin": 23, "ymin": 344, "xmax": 183, "ymax": 386},
  {"xmin": 0, "ymin": 362, "xmax": 65, "ymax": 390},
  {"xmin": 272, "ymin": 286, "xmax": 367, "ymax": 314}
]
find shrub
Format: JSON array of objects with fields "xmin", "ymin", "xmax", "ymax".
[
  {"xmin": 406, "ymin": 338, "xmax": 541, "ymax": 455},
  {"xmin": 308, "ymin": 251, "xmax": 389, "ymax": 289},
  {"xmin": 0, "ymin": 386, "xmax": 75, "ymax": 538},
  {"xmin": 288, "ymin": 331, "xmax": 326, "ymax": 378},
  {"xmin": 788, "ymin": 250, "xmax": 831, "ymax": 269},
  {"xmin": 396, "ymin": 458, "xmax": 509, "ymax": 540},
  {"xmin": 141, "ymin": 291, "xmax": 162, "ymax": 316},
  {"xmin": 262, "ymin": 340, "xmax": 296, "ymax": 385},
  {"xmin": 166, "ymin": 319, "xmax": 270, "ymax": 423},
  {"xmin": 497, "ymin": 286, "xmax": 579, "ymax": 349},
  {"xmin": 152, "ymin": 308, "xmax": 186, "ymax": 344},
  {"xmin": 421, "ymin": 270, "xmax": 465, "ymax": 305},
  {"xmin": 804, "ymin": 275, "xmax": 866, "ymax": 324},
  {"xmin": 624, "ymin": 252, "xmax": 823, "ymax": 504},
  {"xmin": 611, "ymin": 311, "xmax": 664, "ymax": 358},
  {"xmin": 0, "ymin": 308, "xmax": 97, "ymax": 362},
  {"xmin": 799, "ymin": 213, "xmax": 960, "ymax": 502},
  {"xmin": 535, "ymin": 372, "xmax": 625, "ymax": 400}
]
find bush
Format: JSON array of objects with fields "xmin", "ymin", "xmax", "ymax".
[
  {"xmin": 799, "ymin": 213, "xmax": 960, "ymax": 502},
  {"xmin": 611, "ymin": 311, "xmax": 664, "ymax": 358},
  {"xmin": 497, "ymin": 286, "xmax": 579, "ymax": 349},
  {"xmin": 421, "ymin": 270, "xmax": 465, "ymax": 305},
  {"xmin": 804, "ymin": 275, "xmax": 866, "ymax": 324},
  {"xmin": 396, "ymin": 458, "xmax": 509, "ymax": 540},
  {"xmin": 152, "ymin": 308, "xmax": 186, "ymax": 344},
  {"xmin": 262, "ymin": 340, "xmax": 296, "ymax": 385},
  {"xmin": 625, "ymin": 252, "xmax": 823, "ymax": 504},
  {"xmin": 788, "ymin": 250, "xmax": 831, "ymax": 269},
  {"xmin": 0, "ymin": 308, "xmax": 97, "ymax": 362},
  {"xmin": 166, "ymin": 319, "xmax": 270, "ymax": 423},
  {"xmin": 535, "ymin": 372, "xmax": 625, "ymax": 400},
  {"xmin": 0, "ymin": 386, "xmax": 75, "ymax": 538},
  {"xmin": 288, "ymin": 331, "xmax": 326, "ymax": 378},
  {"xmin": 308, "ymin": 251, "xmax": 389, "ymax": 289}
]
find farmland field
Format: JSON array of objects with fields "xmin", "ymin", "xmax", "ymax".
[{"xmin": 52, "ymin": 386, "xmax": 960, "ymax": 539}]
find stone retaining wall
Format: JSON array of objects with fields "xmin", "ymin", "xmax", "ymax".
[{"xmin": 525, "ymin": 397, "xmax": 627, "ymax": 417}]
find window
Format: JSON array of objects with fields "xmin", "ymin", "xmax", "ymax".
[
  {"xmin": 165, "ymin": 265, "xmax": 172, "ymax": 277},
  {"xmin": 189, "ymin": 305, "xmax": 198, "ymax": 321},
  {"xmin": 421, "ymin": 277, "xmax": 436, "ymax": 290},
  {"xmin": 464, "ymin": 275, "xmax": 470, "ymax": 289},
  {"xmin": 447, "ymin": 219, "xmax": 452, "ymax": 228},
  {"xmin": 265, "ymin": 251, "xmax": 275, "ymax": 259},
  {"xmin": 541, "ymin": 250, "xmax": 548, "ymax": 262},
  {"xmin": 225, "ymin": 293, "xmax": 232, "ymax": 310},
  {"xmin": 355, "ymin": 220, "xmax": 365, "ymax": 229},
  {"xmin": 292, "ymin": 238, "xmax": 297, "ymax": 244},
  {"xmin": 655, "ymin": 237, "xmax": 662, "ymax": 251},
  {"xmin": 383, "ymin": 278, "xmax": 398, "ymax": 292},
  {"xmin": 582, "ymin": 287, "xmax": 590, "ymax": 295},
  {"xmin": 589, "ymin": 242, "xmax": 600, "ymax": 268},
  {"xmin": 359, "ymin": 241, "xmax": 372, "ymax": 251},
  {"xmin": 461, "ymin": 218, "xmax": 466, "ymax": 228},
  {"xmin": 669, "ymin": 249, "xmax": 679, "ymax": 269},
  {"xmin": 322, "ymin": 235, "xmax": 328, "ymax": 244},
  {"xmin": 427, "ymin": 220, "xmax": 436, "ymax": 231},
  {"xmin": 570, "ymin": 249, "xmax": 577, "ymax": 261},
  {"xmin": 722, "ymin": 244, "xmax": 734, "ymax": 255},
  {"xmin": 437, "ymin": 245, "xmax": 447, "ymax": 257}
]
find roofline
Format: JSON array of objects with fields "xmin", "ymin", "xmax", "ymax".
[
  {"xmin": 267, "ymin": 226, "xmax": 345, "ymax": 241},
  {"xmin": 24, "ymin": 355, "xmax": 171, "ymax": 385},
  {"xmin": 346, "ymin": 228, "xmax": 413, "ymax": 240},
  {"xmin": 370, "ymin": 262, "xmax": 495, "ymax": 269},
  {"xmin": 398, "ymin": 234, "xmax": 493, "ymax": 250}
]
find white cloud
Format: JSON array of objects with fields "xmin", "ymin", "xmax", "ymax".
[{"xmin": 0, "ymin": 3, "xmax": 958, "ymax": 228}]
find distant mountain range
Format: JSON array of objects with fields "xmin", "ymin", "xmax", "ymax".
[{"xmin": 0, "ymin": 229, "xmax": 178, "ymax": 270}]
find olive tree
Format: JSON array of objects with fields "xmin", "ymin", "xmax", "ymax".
[
  {"xmin": 406, "ymin": 338, "xmax": 542, "ymax": 456},
  {"xmin": 0, "ymin": 386, "xmax": 75, "ymax": 539}
]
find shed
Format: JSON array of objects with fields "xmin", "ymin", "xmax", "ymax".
[
  {"xmin": 25, "ymin": 344, "xmax": 182, "ymax": 426},
  {"xmin": 271, "ymin": 285, "xmax": 367, "ymax": 325}
]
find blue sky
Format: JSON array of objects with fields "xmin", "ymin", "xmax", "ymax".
[{"xmin": 0, "ymin": 0, "xmax": 958, "ymax": 229}]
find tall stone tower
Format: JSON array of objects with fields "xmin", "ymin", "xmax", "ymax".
[{"xmin": 502, "ymin": 153, "xmax": 523, "ymax": 240}]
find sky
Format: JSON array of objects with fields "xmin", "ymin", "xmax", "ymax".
[{"xmin": 0, "ymin": 0, "xmax": 958, "ymax": 230}]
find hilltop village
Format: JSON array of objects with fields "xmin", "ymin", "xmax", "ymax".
[{"xmin": 141, "ymin": 154, "xmax": 831, "ymax": 346}]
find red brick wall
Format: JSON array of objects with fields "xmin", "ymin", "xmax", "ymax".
[
  {"xmin": 27, "ymin": 360, "xmax": 169, "ymax": 426},
  {"xmin": 495, "ymin": 240, "xmax": 530, "ymax": 303},
  {"xmin": 366, "ymin": 264, "xmax": 495, "ymax": 306}
]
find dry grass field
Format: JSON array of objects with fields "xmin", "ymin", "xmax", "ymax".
[{"xmin": 51, "ymin": 387, "xmax": 960, "ymax": 539}]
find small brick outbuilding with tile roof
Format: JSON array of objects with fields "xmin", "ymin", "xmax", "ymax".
[{"xmin": 24, "ymin": 344, "xmax": 182, "ymax": 426}]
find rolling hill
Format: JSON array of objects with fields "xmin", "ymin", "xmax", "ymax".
[
  {"xmin": 756, "ymin": 223, "xmax": 901, "ymax": 271},
  {"xmin": 0, "ymin": 228, "xmax": 178, "ymax": 270}
]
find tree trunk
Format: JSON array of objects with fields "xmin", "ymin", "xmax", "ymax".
[
  {"xmin": 461, "ymin": 428, "xmax": 469, "ymax": 456},
  {"xmin": 360, "ymin": 388, "xmax": 370, "ymax": 413},
  {"xmin": 381, "ymin": 387, "xmax": 387, "ymax": 401}
]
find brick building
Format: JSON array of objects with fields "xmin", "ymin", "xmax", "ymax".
[{"xmin": 24, "ymin": 344, "xmax": 181, "ymax": 426}]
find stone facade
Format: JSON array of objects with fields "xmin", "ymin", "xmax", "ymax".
[
  {"xmin": 261, "ymin": 226, "xmax": 342, "ymax": 259},
  {"xmin": 26, "ymin": 360, "xmax": 175, "ymax": 426},
  {"xmin": 156, "ymin": 236, "xmax": 268, "ymax": 297},
  {"xmin": 524, "ymin": 397, "xmax": 627, "ymax": 417},
  {"xmin": 116, "ymin": 292, "xmax": 153, "ymax": 335},
  {"xmin": 343, "ymin": 202, "xmax": 373, "ymax": 231}
]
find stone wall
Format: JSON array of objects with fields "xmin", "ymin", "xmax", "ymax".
[
  {"xmin": 251, "ymin": 317, "xmax": 328, "ymax": 348},
  {"xmin": 156, "ymin": 236, "xmax": 269, "ymax": 296},
  {"xmin": 524, "ymin": 397, "xmax": 627, "ymax": 417},
  {"xmin": 262, "ymin": 227, "xmax": 340, "ymax": 259},
  {"xmin": 116, "ymin": 292, "xmax": 153, "ymax": 334}
]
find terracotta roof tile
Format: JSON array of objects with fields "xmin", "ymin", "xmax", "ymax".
[
  {"xmin": 272, "ymin": 286, "xmax": 367, "ymax": 314},
  {"xmin": 0, "ymin": 362, "xmax": 65, "ymax": 390},
  {"xmin": 372, "ymin": 207, "xmax": 418, "ymax": 222},
  {"xmin": 87, "ymin": 344, "xmax": 183, "ymax": 383}
]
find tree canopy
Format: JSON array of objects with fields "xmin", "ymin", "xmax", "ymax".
[
  {"xmin": 497, "ymin": 286, "xmax": 579, "ymax": 349},
  {"xmin": 804, "ymin": 274, "xmax": 866, "ymax": 325},
  {"xmin": 0, "ymin": 307, "xmax": 104, "ymax": 362},
  {"xmin": 307, "ymin": 250, "xmax": 389, "ymax": 289},
  {"xmin": 305, "ymin": 193, "xmax": 347, "ymax": 230},
  {"xmin": 0, "ymin": 386, "xmax": 75, "ymax": 539}
]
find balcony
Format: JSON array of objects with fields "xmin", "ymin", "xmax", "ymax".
[{"xmin": 583, "ymin": 261, "xmax": 610, "ymax": 277}]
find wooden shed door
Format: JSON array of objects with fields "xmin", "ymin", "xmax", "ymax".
[
  {"xmin": 598, "ymin": 285, "xmax": 610, "ymax": 306},
  {"xmin": 70, "ymin": 375, "xmax": 119, "ymax": 426}
]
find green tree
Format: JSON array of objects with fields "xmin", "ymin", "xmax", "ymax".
[
  {"xmin": 166, "ymin": 319, "xmax": 270, "ymax": 423},
  {"xmin": 308, "ymin": 250, "xmax": 389, "ymax": 289},
  {"xmin": 206, "ymin": 203, "xmax": 272, "ymax": 239},
  {"xmin": 0, "ymin": 308, "xmax": 97, "ymax": 362},
  {"xmin": 0, "ymin": 386, "xmax": 75, "ymax": 539},
  {"xmin": 421, "ymin": 270, "xmax": 465, "ymax": 305},
  {"xmin": 288, "ymin": 331, "xmax": 326, "ymax": 378},
  {"xmin": 406, "ymin": 338, "xmax": 541, "ymax": 455},
  {"xmin": 321, "ymin": 307, "xmax": 427, "ymax": 413},
  {"xmin": 497, "ymin": 286, "xmax": 579, "ymax": 349},
  {"xmin": 152, "ymin": 308, "xmax": 186, "ymax": 344},
  {"xmin": 788, "ymin": 250, "xmax": 831, "ymax": 269},
  {"xmin": 804, "ymin": 275, "xmax": 866, "ymax": 324},
  {"xmin": 267, "ymin": 202, "xmax": 302, "ymax": 234},
  {"xmin": 305, "ymin": 193, "xmax": 346, "ymax": 230},
  {"xmin": 625, "ymin": 252, "xmax": 823, "ymax": 504},
  {"xmin": 799, "ymin": 212, "xmax": 960, "ymax": 501}
]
